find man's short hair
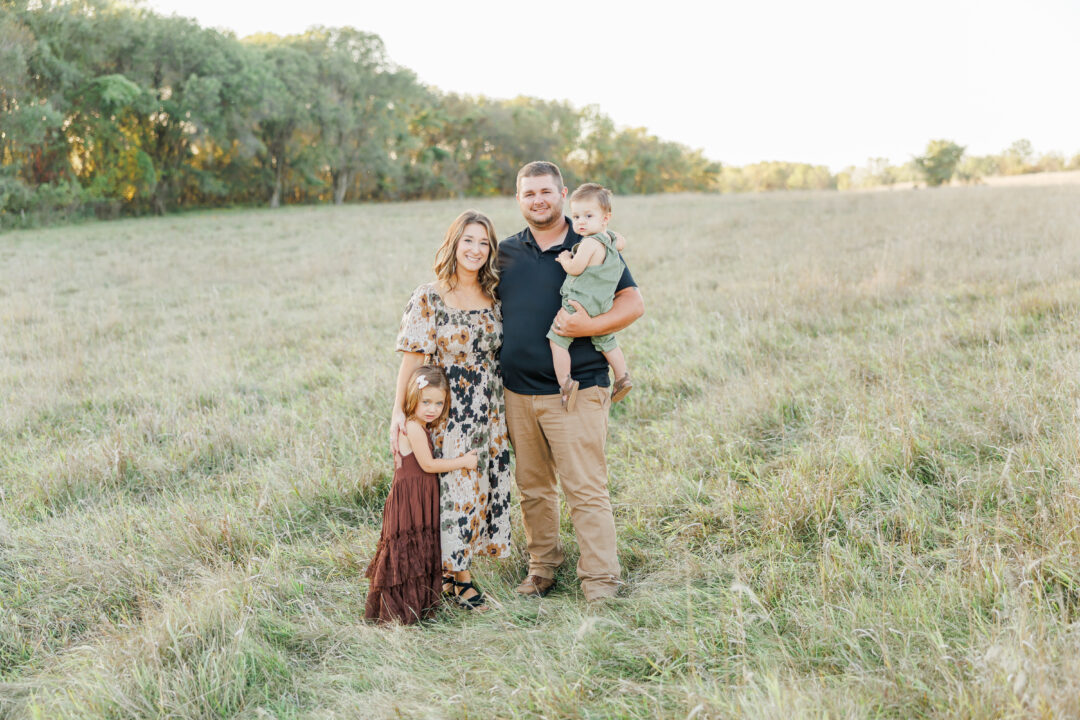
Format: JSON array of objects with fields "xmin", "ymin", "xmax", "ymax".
[
  {"xmin": 569, "ymin": 183, "xmax": 612, "ymax": 214},
  {"xmin": 516, "ymin": 161, "xmax": 563, "ymax": 191}
]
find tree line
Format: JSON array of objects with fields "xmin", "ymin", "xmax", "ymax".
[
  {"xmin": 839, "ymin": 139, "xmax": 1080, "ymax": 190},
  {"xmin": 0, "ymin": 0, "xmax": 719, "ymax": 226},
  {"xmin": 714, "ymin": 138, "xmax": 1080, "ymax": 194},
  {"xmin": 3, "ymin": 2, "xmax": 1078, "ymax": 228}
]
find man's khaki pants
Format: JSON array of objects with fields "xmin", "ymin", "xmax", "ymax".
[{"xmin": 504, "ymin": 385, "xmax": 620, "ymax": 600}]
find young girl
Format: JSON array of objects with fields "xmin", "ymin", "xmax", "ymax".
[{"xmin": 365, "ymin": 366, "xmax": 478, "ymax": 624}]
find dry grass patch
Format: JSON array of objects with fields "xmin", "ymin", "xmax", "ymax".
[{"xmin": 2, "ymin": 186, "xmax": 1080, "ymax": 717}]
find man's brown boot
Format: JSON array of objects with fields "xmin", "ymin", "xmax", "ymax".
[{"xmin": 514, "ymin": 574, "xmax": 556, "ymax": 597}]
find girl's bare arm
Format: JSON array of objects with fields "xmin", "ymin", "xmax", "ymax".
[
  {"xmin": 390, "ymin": 351, "xmax": 425, "ymax": 457},
  {"xmin": 405, "ymin": 421, "xmax": 477, "ymax": 474}
]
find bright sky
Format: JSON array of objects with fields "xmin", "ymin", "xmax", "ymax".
[{"xmin": 140, "ymin": 0, "xmax": 1080, "ymax": 170}]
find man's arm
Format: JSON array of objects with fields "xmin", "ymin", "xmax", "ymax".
[{"xmin": 553, "ymin": 286, "xmax": 644, "ymax": 338}]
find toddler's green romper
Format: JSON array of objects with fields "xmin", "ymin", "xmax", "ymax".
[{"xmin": 547, "ymin": 230, "xmax": 625, "ymax": 352}]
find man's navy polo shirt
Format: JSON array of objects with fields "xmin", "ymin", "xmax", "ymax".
[{"xmin": 497, "ymin": 218, "xmax": 636, "ymax": 396}]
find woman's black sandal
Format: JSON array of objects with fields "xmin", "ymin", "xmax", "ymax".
[
  {"xmin": 451, "ymin": 579, "xmax": 487, "ymax": 610},
  {"xmin": 441, "ymin": 575, "xmax": 455, "ymax": 600}
]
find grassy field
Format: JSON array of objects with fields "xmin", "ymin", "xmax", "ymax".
[{"xmin": 2, "ymin": 186, "xmax": 1080, "ymax": 718}]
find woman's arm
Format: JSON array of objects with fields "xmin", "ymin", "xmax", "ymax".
[
  {"xmin": 405, "ymin": 421, "xmax": 477, "ymax": 474},
  {"xmin": 553, "ymin": 286, "xmax": 644, "ymax": 338},
  {"xmin": 390, "ymin": 351, "xmax": 425, "ymax": 458}
]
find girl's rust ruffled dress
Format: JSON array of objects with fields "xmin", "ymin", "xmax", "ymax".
[{"xmin": 364, "ymin": 432, "xmax": 442, "ymax": 624}]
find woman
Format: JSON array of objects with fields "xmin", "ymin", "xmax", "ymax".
[{"xmin": 389, "ymin": 209, "xmax": 511, "ymax": 610}]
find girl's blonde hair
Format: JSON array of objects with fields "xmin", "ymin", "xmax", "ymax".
[
  {"xmin": 433, "ymin": 209, "xmax": 499, "ymax": 299},
  {"xmin": 402, "ymin": 365, "xmax": 451, "ymax": 426}
]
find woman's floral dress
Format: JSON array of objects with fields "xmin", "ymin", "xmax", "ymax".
[{"xmin": 396, "ymin": 283, "xmax": 512, "ymax": 572}]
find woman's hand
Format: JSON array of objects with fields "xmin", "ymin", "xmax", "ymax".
[
  {"xmin": 389, "ymin": 408, "xmax": 406, "ymax": 468},
  {"xmin": 391, "ymin": 352, "xmax": 425, "ymax": 469}
]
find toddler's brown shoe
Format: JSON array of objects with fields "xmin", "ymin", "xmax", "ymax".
[
  {"xmin": 559, "ymin": 377, "xmax": 579, "ymax": 412},
  {"xmin": 611, "ymin": 373, "xmax": 633, "ymax": 403}
]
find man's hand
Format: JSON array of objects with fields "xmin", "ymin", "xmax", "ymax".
[
  {"xmin": 552, "ymin": 300, "xmax": 593, "ymax": 337},
  {"xmin": 553, "ymin": 287, "xmax": 644, "ymax": 338},
  {"xmin": 389, "ymin": 408, "xmax": 406, "ymax": 469}
]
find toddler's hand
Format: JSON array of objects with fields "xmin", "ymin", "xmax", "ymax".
[
  {"xmin": 461, "ymin": 450, "xmax": 479, "ymax": 470},
  {"xmin": 556, "ymin": 250, "xmax": 572, "ymax": 265}
]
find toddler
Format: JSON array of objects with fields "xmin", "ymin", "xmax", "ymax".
[{"xmin": 548, "ymin": 183, "xmax": 633, "ymax": 411}]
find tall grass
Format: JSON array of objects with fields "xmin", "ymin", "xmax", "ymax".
[{"xmin": 2, "ymin": 186, "xmax": 1079, "ymax": 718}]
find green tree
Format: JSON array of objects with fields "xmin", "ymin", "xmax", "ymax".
[
  {"xmin": 999, "ymin": 138, "xmax": 1034, "ymax": 174},
  {"xmin": 914, "ymin": 140, "xmax": 965, "ymax": 187},
  {"xmin": 0, "ymin": 9, "xmax": 44, "ymax": 217},
  {"xmin": 954, "ymin": 154, "xmax": 997, "ymax": 184},
  {"xmin": 786, "ymin": 163, "xmax": 835, "ymax": 190},
  {"xmin": 99, "ymin": 10, "xmax": 264, "ymax": 213},
  {"xmin": 295, "ymin": 27, "xmax": 420, "ymax": 205},
  {"xmin": 246, "ymin": 36, "xmax": 320, "ymax": 208},
  {"xmin": 70, "ymin": 73, "xmax": 157, "ymax": 211},
  {"xmin": 1035, "ymin": 151, "xmax": 1064, "ymax": 173}
]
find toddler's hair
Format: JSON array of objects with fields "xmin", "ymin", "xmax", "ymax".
[
  {"xmin": 403, "ymin": 365, "xmax": 451, "ymax": 425},
  {"xmin": 570, "ymin": 183, "xmax": 613, "ymax": 214}
]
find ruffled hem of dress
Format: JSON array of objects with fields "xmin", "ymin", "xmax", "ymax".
[
  {"xmin": 365, "ymin": 528, "xmax": 441, "ymax": 585},
  {"xmin": 364, "ymin": 577, "xmax": 442, "ymax": 625},
  {"xmin": 363, "ymin": 469, "xmax": 441, "ymax": 625}
]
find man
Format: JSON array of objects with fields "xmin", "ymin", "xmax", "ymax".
[{"xmin": 497, "ymin": 161, "xmax": 644, "ymax": 602}]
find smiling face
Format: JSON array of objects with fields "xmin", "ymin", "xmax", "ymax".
[
  {"xmin": 416, "ymin": 386, "xmax": 447, "ymax": 425},
  {"xmin": 570, "ymin": 197, "xmax": 610, "ymax": 237},
  {"xmin": 434, "ymin": 210, "xmax": 499, "ymax": 299},
  {"xmin": 454, "ymin": 222, "xmax": 491, "ymax": 276},
  {"xmin": 516, "ymin": 174, "xmax": 567, "ymax": 230}
]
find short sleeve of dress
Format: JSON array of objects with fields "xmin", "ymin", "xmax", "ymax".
[{"xmin": 396, "ymin": 284, "xmax": 437, "ymax": 356}]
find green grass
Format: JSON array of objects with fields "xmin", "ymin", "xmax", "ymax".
[{"xmin": 2, "ymin": 186, "xmax": 1080, "ymax": 718}]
